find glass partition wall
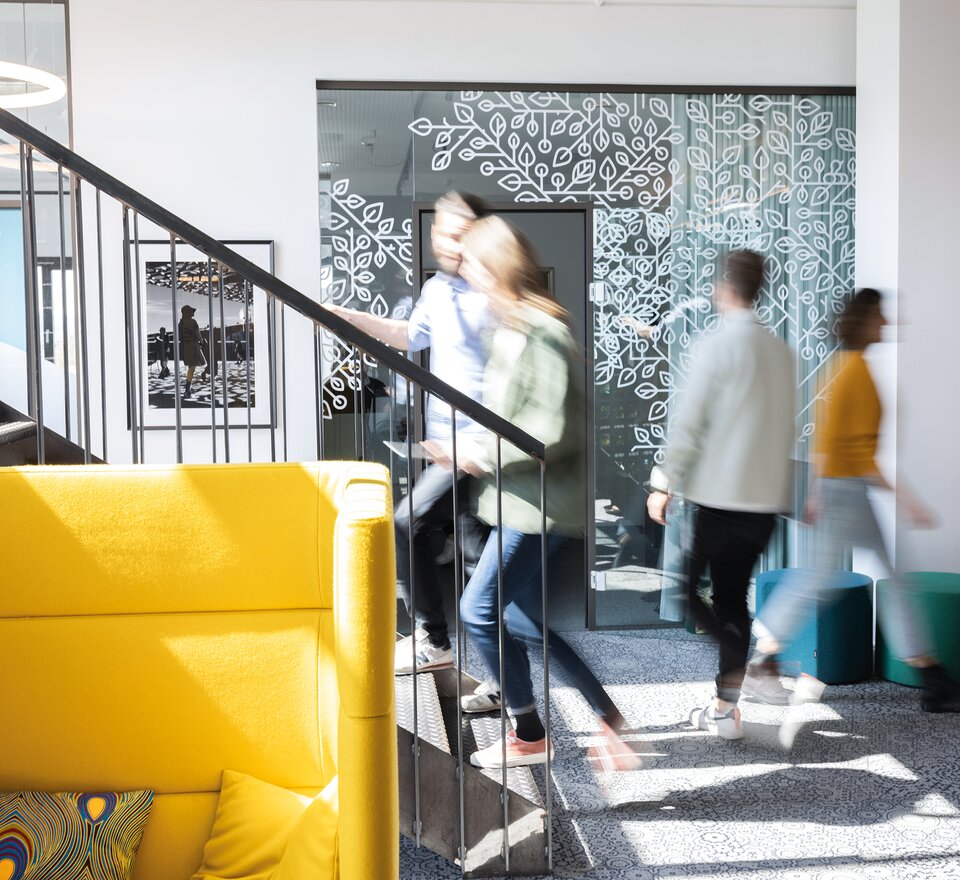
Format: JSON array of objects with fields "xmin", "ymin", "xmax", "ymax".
[{"xmin": 317, "ymin": 84, "xmax": 856, "ymax": 632}]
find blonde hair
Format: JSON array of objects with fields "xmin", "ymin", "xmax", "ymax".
[
  {"xmin": 434, "ymin": 191, "xmax": 487, "ymax": 222},
  {"xmin": 461, "ymin": 215, "xmax": 570, "ymax": 324}
]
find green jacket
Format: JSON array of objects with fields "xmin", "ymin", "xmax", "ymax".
[{"xmin": 477, "ymin": 305, "xmax": 585, "ymax": 536}]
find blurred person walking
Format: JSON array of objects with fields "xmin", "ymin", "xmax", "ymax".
[
  {"xmin": 647, "ymin": 250, "xmax": 796, "ymax": 740},
  {"xmin": 753, "ymin": 288, "xmax": 960, "ymax": 715},
  {"xmin": 328, "ymin": 192, "xmax": 494, "ymax": 678},
  {"xmin": 432, "ymin": 216, "xmax": 638, "ymax": 770}
]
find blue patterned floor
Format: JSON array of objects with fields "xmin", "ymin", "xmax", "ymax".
[{"xmin": 400, "ymin": 630, "xmax": 960, "ymax": 879}]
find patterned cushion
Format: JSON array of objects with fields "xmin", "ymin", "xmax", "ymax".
[{"xmin": 0, "ymin": 790, "xmax": 153, "ymax": 880}]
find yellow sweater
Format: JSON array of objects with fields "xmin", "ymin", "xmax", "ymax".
[{"xmin": 815, "ymin": 351, "xmax": 881, "ymax": 478}]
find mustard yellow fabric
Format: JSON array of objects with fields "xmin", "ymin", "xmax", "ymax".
[
  {"xmin": 191, "ymin": 771, "xmax": 311, "ymax": 880},
  {"xmin": 132, "ymin": 794, "xmax": 220, "ymax": 880},
  {"xmin": 0, "ymin": 462, "xmax": 398, "ymax": 880},
  {"xmin": 271, "ymin": 778, "xmax": 339, "ymax": 880},
  {"xmin": 0, "ymin": 612, "xmax": 327, "ymax": 793},
  {"xmin": 815, "ymin": 351, "xmax": 882, "ymax": 478}
]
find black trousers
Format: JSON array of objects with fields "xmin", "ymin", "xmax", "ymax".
[
  {"xmin": 395, "ymin": 463, "xmax": 489, "ymax": 650},
  {"xmin": 684, "ymin": 504, "xmax": 776, "ymax": 703}
]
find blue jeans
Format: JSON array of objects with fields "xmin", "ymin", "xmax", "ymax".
[{"xmin": 460, "ymin": 527, "xmax": 622, "ymax": 726}]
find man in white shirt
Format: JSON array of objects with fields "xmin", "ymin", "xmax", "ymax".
[
  {"xmin": 647, "ymin": 250, "xmax": 795, "ymax": 740},
  {"xmin": 328, "ymin": 192, "xmax": 493, "ymax": 676}
]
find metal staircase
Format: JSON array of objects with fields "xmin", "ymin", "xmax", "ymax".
[
  {"xmin": 0, "ymin": 108, "xmax": 555, "ymax": 874},
  {"xmin": 396, "ymin": 661, "xmax": 549, "ymax": 876},
  {"xmin": 0, "ymin": 400, "xmax": 99, "ymax": 465}
]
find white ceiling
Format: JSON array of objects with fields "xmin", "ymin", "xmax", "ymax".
[{"xmin": 335, "ymin": 0, "xmax": 855, "ymax": 6}]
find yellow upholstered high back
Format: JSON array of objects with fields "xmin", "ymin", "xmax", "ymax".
[{"xmin": 0, "ymin": 462, "xmax": 397, "ymax": 880}]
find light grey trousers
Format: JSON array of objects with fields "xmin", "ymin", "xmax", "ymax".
[{"xmin": 756, "ymin": 477, "xmax": 931, "ymax": 662}]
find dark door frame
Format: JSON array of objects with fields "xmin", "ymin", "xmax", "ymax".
[{"xmin": 413, "ymin": 201, "xmax": 596, "ymax": 630}]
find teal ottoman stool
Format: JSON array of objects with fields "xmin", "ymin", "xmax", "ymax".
[
  {"xmin": 755, "ymin": 569, "xmax": 874, "ymax": 684},
  {"xmin": 876, "ymin": 572, "xmax": 960, "ymax": 686}
]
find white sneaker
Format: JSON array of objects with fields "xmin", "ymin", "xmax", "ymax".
[
  {"xmin": 469, "ymin": 729, "xmax": 553, "ymax": 769},
  {"xmin": 778, "ymin": 673, "xmax": 826, "ymax": 750},
  {"xmin": 395, "ymin": 630, "xmax": 453, "ymax": 675},
  {"xmin": 461, "ymin": 679, "xmax": 502, "ymax": 713},
  {"xmin": 689, "ymin": 704, "xmax": 744, "ymax": 741}
]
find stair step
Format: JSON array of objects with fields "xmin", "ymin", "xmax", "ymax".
[
  {"xmin": 463, "ymin": 713, "xmax": 544, "ymax": 808},
  {"xmin": 395, "ymin": 671, "xmax": 451, "ymax": 755},
  {"xmin": 0, "ymin": 420, "xmax": 35, "ymax": 445},
  {"xmin": 429, "ymin": 666, "xmax": 543, "ymax": 808}
]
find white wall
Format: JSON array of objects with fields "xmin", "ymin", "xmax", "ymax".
[
  {"xmin": 65, "ymin": 0, "xmax": 856, "ymax": 461},
  {"xmin": 897, "ymin": 0, "xmax": 960, "ymax": 571},
  {"xmin": 855, "ymin": 0, "xmax": 899, "ymax": 574}
]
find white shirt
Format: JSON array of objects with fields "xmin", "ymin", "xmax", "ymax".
[
  {"xmin": 407, "ymin": 272, "xmax": 492, "ymax": 442},
  {"xmin": 657, "ymin": 309, "xmax": 796, "ymax": 513}
]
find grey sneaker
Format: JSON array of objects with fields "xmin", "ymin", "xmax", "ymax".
[
  {"xmin": 461, "ymin": 679, "xmax": 502, "ymax": 713},
  {"xmin": 689, "ymin": 704, "xmax": 744, "ymax": 741},
  {"xmin": 742, "ymin": 660, "xmax": 794, "ymax": 705},
  {"xmin": 395, "ymin": 630, "xmax": 453, "ymax": 675}
]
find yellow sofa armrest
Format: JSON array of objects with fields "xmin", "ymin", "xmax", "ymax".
[{"xmin": 333, "ymin": 465, "xmax": 398, "ymax": 880}]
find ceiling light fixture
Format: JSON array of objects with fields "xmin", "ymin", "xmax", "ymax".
[
  {"xmin": 0, "ymin": 61, "xmax": 66, "ymax": 109},
  {"xmin": 320, "ymin": 161, "xmax": 340, "ymax": 168}
]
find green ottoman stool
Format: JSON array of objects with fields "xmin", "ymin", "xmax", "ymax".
[
  {"xmin": 755, "ymin": 569, "xmax": 874, "ymax": 684},
  {"xmin": 876, "ymin": 572, "xmax": 960, "ymax": 686}
]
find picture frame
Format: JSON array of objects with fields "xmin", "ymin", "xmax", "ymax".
[{"xmin": 134, "ymin": 240, "xmax": 275, "ymax": 429}]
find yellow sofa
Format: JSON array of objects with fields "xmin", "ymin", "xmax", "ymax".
[{"xmin": 0, "ymin": 461, "xmax": 398, "ymax": 880}]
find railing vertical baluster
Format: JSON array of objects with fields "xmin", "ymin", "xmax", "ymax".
[
  {"xmin": 405, "ymin": 380, "xmax": 421, "ymax": 848},
  {"xmin": 20, "ymin": 144, "xmax": 44, "ymax": 463},
  {"xmin": 541, "ymin": 461, "xmax": 553, "ymax": 871},
  {"xmin": 281, "ymin": 305, "xmax": 288, "ymax": 461},
  {"xmin": 95, "ymin": 190, "xmax": 107, "ymax": 461},
  {"xmin": 170, "ymin": 235, "xmax": 183, "ymax": 463},
  {"xmin": 133, "ymin": 213, "xmax": 146, "ymax": 464},
  {"xmin": 121, "ymin": 207, "xmax": 138, "ymax": 463},
  {"xmin": 317, "ymin": 325, "xmax": 327, "ymax": 459},
  {"xmin": 351, "ymin": 346, "xmax": 361, "ymax": 460},
  {"xmin": 57, "ymin": 165, "xmax": 70, "ymax": 441},
  {"xmin": 217, "ymin": 264, "xmax": 230, "ymax": 463},
  {"xmin": 450, "ymin": 406, "xmax": 467, "ymax": 867},
  {"xmin": 244, "ymin": 280, "xmax": 252, "ymax": 462},
  {"xmin": 495, "ymin": 436, "xmax": 509, "ymax": 871},
  {"xmin": 357, "ymin": 349, "xmax": 367, "ymax": 461},
  {"xmin": 207, "ymin": 258, "xmax": 216, "ymax": 462},
  {"xmin": 314, "ymin": 326, "xmax": 322, "ymax": 460},
  {"xmin": 72, "ymin": 175, "xmax": 91, "ymax": 462},
  {"xmin": 266, "ymin": 295, "xmax": 277, "ymax": 462}
]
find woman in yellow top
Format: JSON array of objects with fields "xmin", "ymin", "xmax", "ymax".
[{"xmin": 754, "ymin": 288, "xmax": 960, "ymax": 713}]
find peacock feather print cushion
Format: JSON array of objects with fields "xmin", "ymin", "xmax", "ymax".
[{"xmin": 0, "ymin": 790, "xmax": 153, "ymax": 880}]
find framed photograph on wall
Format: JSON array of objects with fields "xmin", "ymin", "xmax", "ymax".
[{"xmin": 134, "ymin": 240, "xmax": 275, "ymax": 429}]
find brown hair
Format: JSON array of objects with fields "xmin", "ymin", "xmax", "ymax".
[
  {"xmin": 723, "ymin": 249, "xmax": 766, "ymax": 304},
  {"xmin": 836, "ymin": 288, "xmax": 882, "ymax": 350},
  {"xmin": 461, "ymin": 215, "xmax": 570, "ymax": 323}
]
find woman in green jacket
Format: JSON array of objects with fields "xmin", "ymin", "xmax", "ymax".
[{"xmin": 431, "ymin": 216, "xmax": 637, "ymax": 771}]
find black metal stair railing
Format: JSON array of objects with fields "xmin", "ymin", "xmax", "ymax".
[{"xmin": 0, "ymin": 107, "xmax": 554, "ymax": 875}]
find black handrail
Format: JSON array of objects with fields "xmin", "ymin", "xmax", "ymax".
[{"xmin": 0, "ymin": 108, "xmax": 545, "ymax": 462}]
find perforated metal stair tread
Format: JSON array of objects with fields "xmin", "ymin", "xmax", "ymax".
[
  {"xmin": 462, "ymin": 713, "xmax": 544, "ymax": 808},
  {"xmin": 395, "ymin": 672, "xmax": 451, "ymax": 755}
]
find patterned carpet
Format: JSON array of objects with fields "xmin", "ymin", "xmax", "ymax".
[
  {"xmin": 146, "ymin": 364, "xmax": 256, "ymax": 409},
  {"xmin": 400, "ymin": 629, "xmax": 960, "ymax": 879}
]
